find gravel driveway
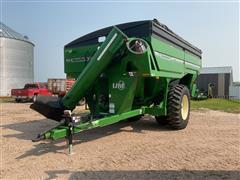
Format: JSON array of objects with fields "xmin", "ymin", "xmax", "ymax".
[{"xmin": 1, "ymin": 103, "xmax": 239, "ymax": 179}]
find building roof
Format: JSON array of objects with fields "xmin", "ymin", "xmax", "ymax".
[
  {"xmin": 0, "ymin": 22, "xmax": 33, "ymax": 44},
  {"xmin": 200, "ymin": 66, "xmax": 233, "ymax": 74},
  {"xmin": 233, "ymin": 82, "xmax": 240, "ymax": 86}
]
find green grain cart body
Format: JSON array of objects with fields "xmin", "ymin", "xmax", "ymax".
[
  {"xmin": 31, "ymin": 19, "xmax": 202, "ymax": 142},
  {"xmin": 64, "ymin": 20, "xmax": 201, "ymax": 115}
]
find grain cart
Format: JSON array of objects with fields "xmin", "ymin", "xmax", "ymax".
[{"xmin": 31, "ymin": 19, "xmax": 202, "ymax": 153}]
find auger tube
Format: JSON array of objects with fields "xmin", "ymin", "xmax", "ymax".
[
  {"xmin": 62, "ymin": 27, "xmax": 128, "ymax": 110},
  {"xmin": 30, "ymin": 27, "xmax": 128, "ymax": 121}
]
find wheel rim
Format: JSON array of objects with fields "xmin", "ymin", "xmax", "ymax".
[{"xmin": 181, "ymin": 95, "xmax": 189, "ymax": 120}]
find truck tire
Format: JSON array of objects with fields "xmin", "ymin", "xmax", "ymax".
[
  {"xmin": 15, "ymin": 98, "xmax": 21, "ymax": 103},
  {"xmin": 167, "ymin": 84, "xmax": 190, "ymax": 130}
]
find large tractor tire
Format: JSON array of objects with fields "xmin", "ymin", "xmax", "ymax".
[{"xmin": 167, "ymin": 84, "xmax": 190, "ymax": 130}]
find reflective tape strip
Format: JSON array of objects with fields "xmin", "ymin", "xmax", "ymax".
[
  {"xmin": 97, "ymin": 33, "xmax": 118, "ymax": 61},
  {"xmin": 154, "ymin": 51, "xmax": 201, "ymax": 68},
  {"xmin": 154, "ymin": 51, "xmax": 184, "ymax": 64},
  {"xmin": 185, "ymin": 61, "xmax": 201, "ymax": 69}
]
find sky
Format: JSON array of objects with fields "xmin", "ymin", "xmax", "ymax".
[{"xmin": 1, "ymin": 0, "xmax": 239, "ymax": 81}]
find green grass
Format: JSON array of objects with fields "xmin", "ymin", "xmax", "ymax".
[
  {"xmin": 0, "ymin": 97, "xmax": 15, "ymax": 103},
  {"xmin": 191, "ymin": 98, "xmax": 240, "ymax": 114}
]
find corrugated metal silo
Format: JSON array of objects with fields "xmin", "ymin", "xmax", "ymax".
[{"xmin": 0, "ymin": 22, "xmax": 34, "ymax": 96}]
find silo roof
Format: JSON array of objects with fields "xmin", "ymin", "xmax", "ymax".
[{"xmin": 0, "ymin": 22, "xmax": 34, "ymax": 45}]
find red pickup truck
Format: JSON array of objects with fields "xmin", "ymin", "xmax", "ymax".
[{"xmin": 11, "ymin": 83, "xmax": 52, "ymax": 102}]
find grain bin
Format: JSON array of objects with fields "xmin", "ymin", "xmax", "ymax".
[{"xmin": 0, "ymin": 22, "xmax": 34, "ymax": 96}]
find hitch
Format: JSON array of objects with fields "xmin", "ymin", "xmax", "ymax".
[
  {"xmin": 32, "ymin": 110, "xmax": 81, "ymax": 154},
  {"xmin": 32, "ymin": 109, "xmax": 143, "ymax": 155},
  {"xmin": 32, "ymin": 119, "xmax": 66, "ymax": 142},
  {"xmin": 32, "ymin": 110, "xmax": 82, "ymax": 155}
]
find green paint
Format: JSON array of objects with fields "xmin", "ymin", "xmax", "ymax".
[
  {"xmin": 40, "ymin": 24, "xmax": 202, "ymax": 141},
  {"xmin": 44, "ymin": 109, "xmax": 143, "ymax": 140}
]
